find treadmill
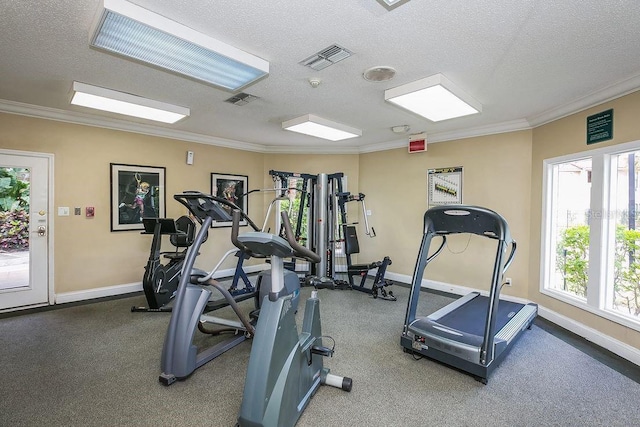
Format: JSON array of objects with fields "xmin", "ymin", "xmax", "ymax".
[{"xmin": 400, "ymin": 205, "xmax": 537, "ymax": 383}]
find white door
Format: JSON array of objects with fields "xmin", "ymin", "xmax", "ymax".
[{"xmin": 0, "ymin": 150, "xmax": 51, "ymax": 310}]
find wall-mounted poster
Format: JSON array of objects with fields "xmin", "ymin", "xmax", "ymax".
[
  {"xmin": 110, "ymin": 163, "xmax": 165, "ymax": 231},
  {"xmin": 427, "ymin": 166, "xmax": 463, "ymax": 207},
  {"xmin": 211, "ymin": 173, "xmax": 248, "ymax": 227}
]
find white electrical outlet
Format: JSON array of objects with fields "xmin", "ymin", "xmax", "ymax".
[{"xmin": 505, "ymin": 277, "xmax": 512, "ymax": 286}]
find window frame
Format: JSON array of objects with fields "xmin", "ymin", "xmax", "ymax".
[{"xmin": 541, "ymin": 139, "xmax": 640, "ymax": 332}]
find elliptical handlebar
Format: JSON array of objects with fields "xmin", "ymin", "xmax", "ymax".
[
  {"xmin": 280, "ymin": 211, "xmax": 321, "ymax": 264},
  {"xmin": 231, "ymin": 209, "xmax": 320, "ymax": 264},
  {"xmin": 232, "ymin": 209, "xmax": 257, "ymax": 257}
]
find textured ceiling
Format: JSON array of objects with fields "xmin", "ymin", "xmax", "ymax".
[{"xmin": 1, "ymin": 0, "xmax": 640, "ymax": 153}]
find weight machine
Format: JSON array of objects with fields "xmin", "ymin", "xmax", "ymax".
[{"xmin": 268, "ymin": 170, "xmax": 395, "ymax": 300}]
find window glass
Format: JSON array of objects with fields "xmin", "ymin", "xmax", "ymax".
[
  {"xmin": 0, "ymin": 167, "xmax": 30, "ymax": 290},
  {"xmin": 609, "ymin": 151, "xmax": 640, "ymax": 319},
  {"xmin": 278, "ymin": 177, "xmax": 308, "ymax": 242},
  {"xmin": 550, "ymin": 159, "xmax": 592, "ymax": 298}
]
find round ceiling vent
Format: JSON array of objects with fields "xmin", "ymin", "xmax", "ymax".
[{"xmin": 363, "ymin": 66, "xmax": 396, "ymax": 82}]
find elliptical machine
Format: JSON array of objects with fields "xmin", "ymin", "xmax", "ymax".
[
  {"xmin": 159, "ymin": 191, "xmax": 301, "ymax": 386},
  {"xmin": 237, "ymin": 210, "xmax": 352, "ymax": 427},
  {"xmin": 159, "ymin": 192, "xmax": 256, "ymax": 385}
]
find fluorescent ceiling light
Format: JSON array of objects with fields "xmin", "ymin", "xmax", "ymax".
[
  {"xmin": 385, "ymin": 73, "xmax": 482, "ymax": 122},
  {"xmin": 282, "ymin": 114, "xmax": 362, "ymax": 141},
  {"xmin": 90, "ymin": 0, "xmax": 269, "ymax": 91},
  {"xmin": 376, "ymin": 0, "xmax": 411, "ymax": 11},
  {"xmin": 71, "ymin": 81, "xmax": 189, "ymax": 124}
]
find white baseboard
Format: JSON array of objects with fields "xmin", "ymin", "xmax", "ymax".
[
  {"xmin": 55, "ymin": 282, "xmax": 143, "ymax": 304},
  {"xmin": 538, "ymin": 306, "xmax": 640, "ymax": 367},
  {"xmin": 53, "ymin": 263, "xmax": 270, "ymax": 305},
  {"xmin": 385, "ymin": 271, "xmax": 640, "ymax": 367},
  {"xmin": 385, "ymin": 272, "xmax": 530, "ymax": 304}
]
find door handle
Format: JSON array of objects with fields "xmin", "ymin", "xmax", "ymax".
[{"xmin": 37, "ymin": 225, "xmax": 46, "ymax": 236}]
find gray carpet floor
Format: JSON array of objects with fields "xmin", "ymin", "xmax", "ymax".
[{"xmin": 2, "ymin": 282, "xmax": 640, "ymax": 426}]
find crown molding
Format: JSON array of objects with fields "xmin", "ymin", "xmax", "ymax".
[
  {"xmin": 358, "ymin": 138, "xmax": 407, "ymax": 153},
  {"xmin": 425, "ymin": 119, "xmax": 532, "ymax": 144},
  {"xmin": 3, "ymin": 73, "xmax": 639, "ymax": 155},
  {"xmin": 263, "ymin": 144, "xmax": 361, "ymax": 154},
  {"xmin": 359, "ymin": 119, "xmax": 532, "ymax": 153},
  {"xmin": 527, "ymin": 73, "xmax": 640, "ymax": 127},
  {"xmin": 0, "ymin": 99, "xmax": 266, "ymax": 153}
]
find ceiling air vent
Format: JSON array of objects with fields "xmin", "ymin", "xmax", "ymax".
[
  {"xmin": 299, "ymin": 44, "xmax": 353, "ymax": 71},
  {"xmin": 224, "ymin": 93, "xmax": 259, "ymax": 106}
]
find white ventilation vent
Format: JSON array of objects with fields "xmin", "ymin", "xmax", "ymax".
[
  {"xmin": 299, "ymin": 44, "xmax": 353, "ymax": 71},
  {"xmin": 224, "ymin": 93, "xmax": 259, "ymax": 106}
]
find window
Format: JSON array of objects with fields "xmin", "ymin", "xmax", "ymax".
[
  {"xmin": 277, "ymin": 176, "xmax": 309, "ymax": 242},
  {"xmin": 274, "ymin": 176, "xmax": 311, "ymax": 273},
  {"xmin": 547, "ymin": 158, "xmax": 592, "ymax": 299},
  {"xmin": 542, "ymin": 140, "xmax": 640, "ymax": 330},
  {"xmin": 607, "ymin": 151, "xmax": 640, "ymax": 318}
]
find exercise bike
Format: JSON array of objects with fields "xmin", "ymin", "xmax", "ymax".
[{"xmin": 237, "ymin": 210, "xmax": 352, "ymax": 427}]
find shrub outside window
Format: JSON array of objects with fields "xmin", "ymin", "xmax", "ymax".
[{"xmin": 542, "ymin": 141, "xmax": 640, "ymax": 330}]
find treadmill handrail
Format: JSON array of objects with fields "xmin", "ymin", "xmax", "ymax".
[
  {"xmin": 426, "ymin": 236, "xmax": 447, "ymax": 264},
  {"xmin": 503, "ymin": 240, "xmax": 516, "ymax": 273}
]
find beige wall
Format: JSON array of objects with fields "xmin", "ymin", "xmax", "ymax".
[
  {"xmin": 530, "ymin": 91, "xmax": 640, "ymax": 348},
  {"xmin": 0, "ymin": 113, "xmax": 264, "ymax": 293},
  {"xmin": 3, "ymin": 90, "xmax": 640, "ymax": 352},
  {"xmin": 358, "ymin": 131, "xmax": 532, "ymax": 298}
]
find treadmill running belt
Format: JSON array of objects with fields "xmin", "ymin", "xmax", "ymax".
[{"xmin": 437, "ymin": 295, "xmax": 524, "ymax": 337}]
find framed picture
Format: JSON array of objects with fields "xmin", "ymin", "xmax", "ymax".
[
  {"xmin": 211, "ymin": 173, "xmax": 248, "ymax": 227},
  {"xmin": 427, "ymin": 166, "xmax": 463, "ymax": 207},
  {"xmin": 110, "ymin": 163, "xmax": 166, "ymax": 231}
]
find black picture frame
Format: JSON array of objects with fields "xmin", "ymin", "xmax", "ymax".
[
  {"xmin": 211, "ymin": 173, "xmax": 248, "ymax": 227},
  {"xmin": 110, "ymin": 163, "xmax": 166, "ymax": 231}
]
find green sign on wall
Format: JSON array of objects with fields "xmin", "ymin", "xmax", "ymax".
[{"xmin": 586, "ymin": 109, "xmax": 613, "ymax": 145}]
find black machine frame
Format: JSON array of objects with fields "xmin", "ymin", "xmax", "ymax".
[
  {"xmin": 131, "ymin": 216, "xmax": 197, "ymax": 312},
  {"xmin": 268, "ymin": 170, "xmax": 395, "ymax": 300}
]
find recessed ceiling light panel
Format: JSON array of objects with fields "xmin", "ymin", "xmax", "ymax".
[
  {"xmin": 90, "ymin": 0, "xmax": 269, "ymax": 91},
  {"xmin": 70, "ymin": 81, "xmax": 189, "ymax": 123},
  {"xmin": 385, "ymin": 73, "xmax": 481, "ymax": 122},
  {"xmin": 282, "ymin": 114, "xmax": 362, "ymax": 141}
]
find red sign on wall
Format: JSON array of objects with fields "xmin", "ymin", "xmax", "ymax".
[{"xmin": 409, "ymin": 139, "xmax": 426, "ymax": 153}]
